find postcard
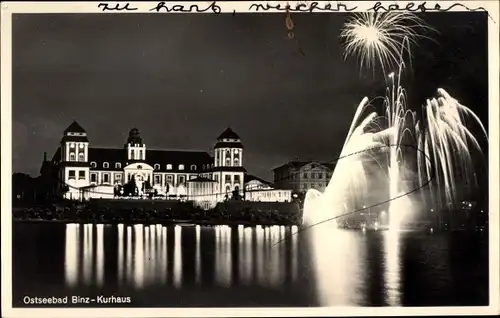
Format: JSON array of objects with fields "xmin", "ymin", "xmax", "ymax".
[{"xmin": 1, "ymin": 1, "xmax": 499, "ymax": 317}]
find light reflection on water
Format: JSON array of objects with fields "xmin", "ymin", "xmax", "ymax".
[
  {"xmin": 12, "ymin": 222, "xmax": 488, "ymax": 307},
  {"xmin": 64, "ymin": 223, "xmax": 300, "ymax": 291},
  {"xmin": 383, "ymin": 230, "xmax": 402, "ymax": 306}
]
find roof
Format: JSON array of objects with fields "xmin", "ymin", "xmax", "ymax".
[
  {"xmin": 87, "ymin": 147, "xmax": 213, "ymax": 173},
  {"xmin": 245, "ymin": 174, "xmax": 272, "ymax": 186},
  {"xmin": 272, "ymin": 161, "xmax": 309, "ymax": 171},
  {"xmin": 217, "ymin": 127, "xmax": 240, "ymax": 140},
  {"xmin": 64, "ymin": 121, "xmax": 86, "ymax": 134},
  {"xmin": 272, "ymin": 161, "xmax": 335, "ymax": 171}
]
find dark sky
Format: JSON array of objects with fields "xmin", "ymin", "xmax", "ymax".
[{"xmin": 12, "ymin": 12, "xmax": 488, "ymax": 181}]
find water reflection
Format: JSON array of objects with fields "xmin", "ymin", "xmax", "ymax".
[
  {"xmin": 64, "ymin": 224, "xmax": 79, "ymax": 287},
  {"xmin": 319, "ymin": 227, "xmax": 365, "ymax": 305},
  {"xmin": 64, "ymin": 223, "xmax": 300, "ymax": 290},
  {"xmin": 133, "ymin": 224, "xmax": 144, "ymax": 288},
  {"xmin": 118, "ymin": 224, "xmax": 124, "ymax": 284},
  {"xmin": 383, "ymin": 230, "xmax": 402, "ymax": 306},
  {"xmin": 96, "ymin": 224, "xmax": 104, "ymax": 286},
  {"xmin": 173, "ymin": 225, "xmax": 182, "ymax": 288},
  {"xmin": 83, "ymin": 224, "xmax": 92, "ymax": 285},
  {"xmin": 215, "ymin": 225, "xmax": 232, "ymax": 287},
  {"xmin": 195, "ymin": 225, "xmax": 201, "ymax": 284}
]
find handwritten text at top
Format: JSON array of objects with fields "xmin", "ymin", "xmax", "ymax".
[{"xmin": 96, "ymin": 1, "xmax": 489, "ymax": 14}]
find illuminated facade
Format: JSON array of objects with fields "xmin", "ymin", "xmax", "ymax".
[{"xmin": 44, "ymin": 121, "xmax": 247, "ymax": 204}]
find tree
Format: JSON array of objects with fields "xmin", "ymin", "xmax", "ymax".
[{"xmin": 60, "ymin": 183, "xmax": 70, "ymax": 199}]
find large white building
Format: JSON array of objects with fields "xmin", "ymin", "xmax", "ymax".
[{"xmin": 44, "ymin": 121, "xmax": 290, "ymax": 206}]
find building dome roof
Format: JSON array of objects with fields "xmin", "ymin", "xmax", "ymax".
[
  {"xmin": 64, "ymin": 120, "xmax": 86, "ymax": 134},
  {"xmin": 217, "ymin": 127, "xmax": 240, "ymax": 140},
  {"xmin": 127, "ymin": 128, "xmax": 143, "ymax": 145}
]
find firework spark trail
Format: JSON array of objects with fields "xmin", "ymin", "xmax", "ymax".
[
  {"xmin": 340, "ymin": 12, "xmax": 433, "ymax": 76},
  {"xmin": 417, "ymin": 89, "xmax": 488, "ymax": 210}
]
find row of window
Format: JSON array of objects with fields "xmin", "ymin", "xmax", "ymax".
[
  {"xmin": 89, "ymin": 162, "xmax": 213, "ymax": 170},
  {"xmin": 69, "ymin": 169, "xmax": 243, "ymax": 186},
  {"xmin": 129, "ymin": 149, "xmax": 144, "ymax": 160},
  {"xmin": 68, "ymin": 170, "xmax": 86, "ymax": 180},
  {"xmin": 67, "ymin": 143, "xmax": 85, "ymax": 148},
  {"xmin": 302, "ymin": 183, "xmax": 327, "ymax": 190},
  {"xmin": 275, "ymin": 172, "xmax": 332, "ymax": 181},
  {"xmin": 214, "ymin": 151, "xmax": 240, "ymax": 167},
  {"xmin": 303, "ymin": 172, "xmax": 331, "ymax": 179},
  {"xmin": 68, "ymin": 152, "xmax": 85, "ymax": 162}
]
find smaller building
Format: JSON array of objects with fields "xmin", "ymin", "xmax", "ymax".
[
  {"xmin": 81, "ymin": 185, "xmax": 115, "ymax": 200},
  {"xmin": 244, "ymin": 175, "xmax": 292, "ymax": 203},
  {"xmin": 272, "ymin": 161, "xmax": 334, "ymax": 193}
]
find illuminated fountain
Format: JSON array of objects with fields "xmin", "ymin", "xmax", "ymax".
[{"xmin": 301, "ymin": 12, "xmax": 488, "ymax": 306}]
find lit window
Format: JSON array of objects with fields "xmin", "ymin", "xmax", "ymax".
[
  {"xmin": 191, "ymin": 165, "xmax": 197, "ymax": 171},
  {"xmin": 90, "ymin": 162, "xmax": 97, "ymax": 168},
  {"xmin": 103, "ymin": 162, "xmax": 109, "ymax": 169},
  {"xmin": 154, "ymin": 164, "xmax": 160, "ymax": 170},
  {"xmin": 179, "ymin": 164, "xmax": 184, "ymax": 170},
  {"xmin": 115, "ymin": 163, "xmax": 121, "ymax": 169},
  {"xmin": 167, "ymin": 164, "xmax": 172, "ymax": 170}
]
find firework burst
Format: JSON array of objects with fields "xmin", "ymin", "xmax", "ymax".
[{"xmin": 340, "ymin": 12, "xmax": 433, "ymax": 76}]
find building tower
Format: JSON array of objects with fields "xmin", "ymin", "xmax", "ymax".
[
  {"xmin": 125, "ymin": 128, "xmax": 146, "ymax": 161},
  {"xmin": 59, "ymin": 120, "xmax": 90, "ymax": 200},
  {"xmin": 213, "ymin": 127, "xmax": 246, "ymax": 199}
]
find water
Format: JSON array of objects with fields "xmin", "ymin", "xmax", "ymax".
[{"xmin": 12, "ymin": 222, "xmax": 488, "ymax": 307}]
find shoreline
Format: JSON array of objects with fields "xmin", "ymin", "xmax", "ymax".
[{"xmin": 12, "ymin": 218, "xmax": 298, "ymax": 227}]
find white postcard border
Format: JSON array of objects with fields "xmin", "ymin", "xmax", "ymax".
[{"xmin": 1, "ymin": 1, "xmax": 499, "ymax": 317}]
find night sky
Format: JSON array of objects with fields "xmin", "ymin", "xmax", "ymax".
[{"xmin": 12, "ymin": 12, "xmax": 488, "ymax": 181}]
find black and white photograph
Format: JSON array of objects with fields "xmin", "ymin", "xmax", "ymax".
[{"xmin": 1, "ymin": 1, "xmax": 499, "ymax": 317}]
